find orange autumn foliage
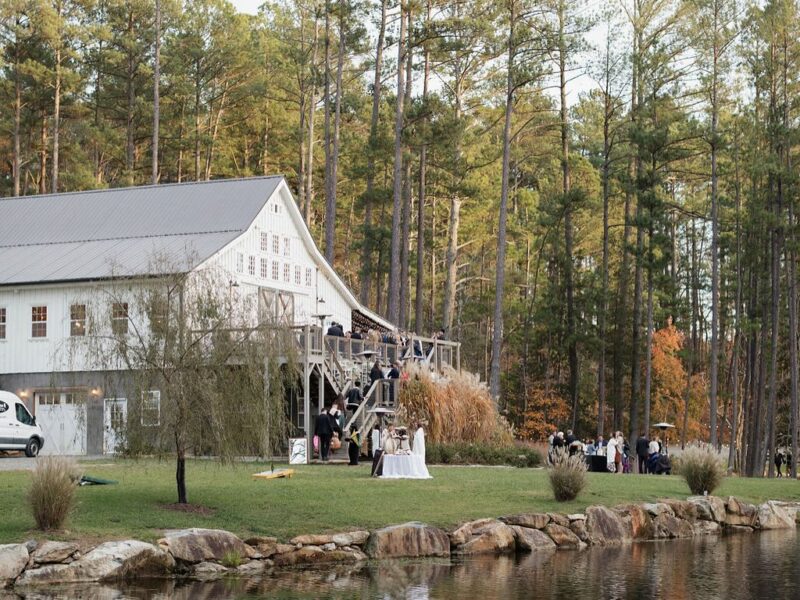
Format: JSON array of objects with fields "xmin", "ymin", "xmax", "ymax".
[
  {"xmin": 650, "ymin": 321, "xmax": 706, "ymax": 442},
  {"xmin": 518, "ymin": 386, "xmax": 571, "ymax": 441}
]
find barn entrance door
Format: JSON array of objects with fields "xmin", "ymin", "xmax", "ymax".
[
  {"xmin": 103, "ymin": 398, "xmax": 127, "ymax": 455},
  {"xmin": 34, "ymin": 392, "xmax": 86, "ymax": 455}
]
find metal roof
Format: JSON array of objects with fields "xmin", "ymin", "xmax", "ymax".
[{"xmin": 0, "ymin": 177, "xmax": 283, "ymax": 286}]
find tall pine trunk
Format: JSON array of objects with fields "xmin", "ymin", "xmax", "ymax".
[
  {"xmin": 558, "ymin": 1, "xmax": 578, "ymax": 429},
  {"xmin": 387, "ymin": 3, "xmax": 406, "ymax": 324},
  {"xmin": 325, "ymin": 4, "xmax": 346, "ymax": 264},
  {"xmin": 414, "ymin": 1, "xmax": 431, "ymax": 332},
  {"xmin": 152, "ymin": 0, "xmax": 161, "ymax": 184},
  {"xmin": 360, "ymin": 0, "xmax": 388, "ymax": 305},
  {"xmin": 489, "ymin": 1, "xmax": 516, "ymax": 400}
]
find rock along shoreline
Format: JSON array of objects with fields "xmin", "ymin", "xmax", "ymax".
[{"xmin": 2, "ymin": 496, "xmax": 799, "ymax": 589}]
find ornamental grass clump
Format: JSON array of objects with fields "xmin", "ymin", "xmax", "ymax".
[
  {"xmin": 28, "ymin": 456, "xmax": 80, "ymax": 531},
  {"xmin": 675, "ymin": 444, "xmax": 726, "ymax": 495},
  {"xmin": 397, "ymin": 363, "xmax": 508, "ymax": 444},
  {"xmin": 548, "ymin": 452, "xmax": 588, "ymax": 502}
]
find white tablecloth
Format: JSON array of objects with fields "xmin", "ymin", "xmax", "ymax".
[{"xmin": 381, "ymin": 454, "xmax": 432, "ymax": 479}]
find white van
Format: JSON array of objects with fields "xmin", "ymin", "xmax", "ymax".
[{"xmin": 0, "ymin": 391, "xmax": 45, "ymax": 457}]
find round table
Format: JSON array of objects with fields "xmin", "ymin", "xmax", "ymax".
[{"xmin": 380, "ymin": 453, "xmax": 432, "ymax": 479}]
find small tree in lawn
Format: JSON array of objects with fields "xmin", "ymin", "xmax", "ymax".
[{"xmin": 68, "ymin": 259, "xmax": 294, "ymax": 505}]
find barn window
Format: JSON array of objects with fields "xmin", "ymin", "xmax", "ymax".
[
  {"xmin": 295, "ymin": 266, "xmax": 301, "ymax": 285},
  {"xmin": 141, "ymin": 390, "xmax": 160, "ymax": 426},
  {"xmin": 236, "ymin": 252, "xmax": 244, "ymax": 273},
  {"xmin": 111, "ymin": 302, "xmax": 128, "ymax": 335},
  {"xmin": 0, "ymin": 307, "xmax": 5, "ymax": 339},
  {"xmin": 283, "ymin": 237, "xmax": 290, "ymax": 257},
  {"xmin": 283, "ymin": 263, "xmax": 291, "ymax": 282},
  {"xmin": 305, "ymin": 268, "xmax": 312, "ymax": 287},
  {"xmin": 70, "ymin": 304, "xmax": 86, "ymax": 337},
  {"xmin": 272, "ymin": 234, "xmax": 280, "ymax": 254},
  {"xmin": 31, "ymin": 306, "xmax": 47, "ymax": 338},
  {"xmin": 260, "ymin": 232, "xmax": 269, "ymax": 252},
  {"xmin": 260, "ymin": 257, "xmax": 269, "ymax": 279},
  {"xmin": 272, "ymin": 260, "xmax": 279, "ymax": 280},
  {"xmin": 248, "ymin": 255, "xmax": 256, "ymax": 276}
]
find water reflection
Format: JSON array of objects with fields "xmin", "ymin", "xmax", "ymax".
[{"xmin": 5, "ymin": 531, "xmax": 799, "ymax": 600}]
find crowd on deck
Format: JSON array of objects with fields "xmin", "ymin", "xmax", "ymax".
[
  {"xmin": 326, "ymin": 322, "xmax": 447, "ymax": 360},
  {"xmin": 547, "ymin": 430, "xmax": 672, "ymax": 474}
]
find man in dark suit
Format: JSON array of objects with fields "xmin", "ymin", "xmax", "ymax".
[
  {"xmin": 635, "ymin": 432, "xmax": 650, "ymax": 474},
  {"xmin": 346, "ymin": 381, "xmax": 364, "ymax": 413},
  {"xmin": 315, "ymin": 406, "xmax": 335, "ymax": 462}
]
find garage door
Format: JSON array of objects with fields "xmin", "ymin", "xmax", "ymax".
[{"xmin": 35, "ymin": 392, "xmax": 86, "ymax": 456}]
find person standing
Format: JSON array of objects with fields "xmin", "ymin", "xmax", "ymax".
[
  {"xmin": 369, "ymin": 361, "xmax": 383, "ymax": 387},
  {"xmin": 413, "ymin": 421, "xmax": 426, "ymax": 462},
  {"xmin": 775, "ymin": 450, "xmax": 785, "ymax": 478},
  {"xmin": 314, "ymin": 406, "xmax": 334, "ymax": 462},
  {"xmin": 347, "ymin": 425, "xmax": 361, "ymax": 466},
  {"xmin": 387, "ymin": 362, "xmax": 401, "ymax": 405},
  {"xmin": 636, "ymin": 432, "xmax": 650, "ymax": 474},
  {"xmin": 346, "ymin": 382, "xmax": 363, "ymax": 413}
]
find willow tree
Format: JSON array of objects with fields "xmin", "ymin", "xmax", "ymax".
[{"xmin": 69, "ymin": 264, "xmax": 294, "ymax": 505}]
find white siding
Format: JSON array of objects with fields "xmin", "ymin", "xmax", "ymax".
[
  {"xmin": 205, "ymin": 185, "xmax": 354, "ymax": 330},
  {"xmin": 0, "ymin": 182, "xmax": 376, "ymax": 378},
  {"xmin": 0, "ymin": 283, "xmax": 110, "ymax": 374}
]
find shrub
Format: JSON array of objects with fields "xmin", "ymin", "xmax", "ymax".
[
  {"xmin": 675, "ymin": 444, "xmax": 726, "ymax": 495},
  {"xmin": 221, "ymin": 550, "xmax": 243, "ymax": 568},
  {"xmin": 28, "ymin": 456, "xmax": 80, "ymax": 531},
  {"xmin": 425, "ymin": 441, "xmax": 541, "ymax": 467},
  {"xmin": 548, "ymin": 452, "xmax": 587, "ymax": 502}
]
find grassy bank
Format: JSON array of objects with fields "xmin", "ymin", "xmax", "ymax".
[{"xmin": 1, "ymin": 459, "xmax": 799, "ymax": 544}]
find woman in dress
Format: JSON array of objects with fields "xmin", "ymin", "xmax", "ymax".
[{"xmin": 412, "ymin": 421, "xmax": 426, "ymax": 462}]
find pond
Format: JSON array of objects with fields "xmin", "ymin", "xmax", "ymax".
[{"xmin": 5, "ymin": 530, "xmax": 799, "ymax": 600}]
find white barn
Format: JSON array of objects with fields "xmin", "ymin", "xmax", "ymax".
[{"xmin": 0, "ymin": 176, "xmax": 450, "ymax": 457}]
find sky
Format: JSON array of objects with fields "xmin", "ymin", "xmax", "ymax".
[{"xmin": 231, "ymin": 0, "xmax": 262, "ymax": 14}]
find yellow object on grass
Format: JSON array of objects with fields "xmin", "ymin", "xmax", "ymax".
[{"xmin": 252, "ymin": 469, "xmax": 295, "ymax": 480}]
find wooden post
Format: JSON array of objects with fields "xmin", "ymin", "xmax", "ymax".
[{"xmin": 303, "ymin": 325, "xmax": 311, "ymax": 464}]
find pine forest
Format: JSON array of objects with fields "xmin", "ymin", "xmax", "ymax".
[{"xmin": 1, "ymin": 0, "xmax": 799, "ymax": 476}]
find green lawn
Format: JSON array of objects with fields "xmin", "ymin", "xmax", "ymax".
[{"xmin": 1, "ymin": 459, "xmax": 799, "ymax": 544}]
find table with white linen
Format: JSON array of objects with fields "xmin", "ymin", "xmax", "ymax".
[{"xmin": 380, "ymin": 453, "xmax": 432, "ymax": 479}]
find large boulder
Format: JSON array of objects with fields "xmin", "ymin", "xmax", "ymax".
[
  {"xmin": 510, "ymin": 526, "xmax": 557, "ymax": 552},
  {"xmin": 661, "ymin": 500, "xmax": 697, "ymax": 522},
  {"xmin": 568, "ymin": 520, "xmax": 589, "ymax": 543},
  {"xmin": 331, "ymin": 531, "xmax": 370, "ymax": 547},
  {"xmin": 451, "ymin": 520, "xmax": 515, "ymax": 555},
  {"xmin": 449, "ymin": 518, "xmax": 496, "ymax": 546},
  {"xmin": 544, "ymin": 524, "xmax": 585, "ymax": 550},
  {"xmin": 500, "ymin": 513, "xmax": 550, "ymax": 530},
  {"xmin": 692, "ymin": 520, "xmax": 722, "ymax": 536},
  {"xmin": 642, "ymin": 503, "xmax": 674, "ymax": 518},
  {"xmin": 290, "ymin": 534, "xmax": 333, "ymax": 546},
  {"xmin": 615, "ymin": 505, "xmax": 654, "ymax": 540},
  {"xmin": 32, "ymin": 541, "xmax": 79, "ymax": 565},
  {"xmin": 584, "ymin": 506, "xmax": 630, "ymax": 546},
  {"xmin": 0, "ymin": 544, "xmax": 29, "ymax": 587},
  {"xmin": 688, "ymin": 496, "xmax": 726, "ymax": 522},
  {"xmin": 757, "ymin": 501, "xmax": 796, "ymax": 530},
  {"xmin": 16, "ymin": 540, "xmax": 174, "ymax": 586},
  {"xmin": 244, "ymin": 537, "xmax": 279, "ymax": 559},
  {"xmin": 653, "ymin": 514, "xmax": 694, "ymax": 539},
  {"xmin": 547, "ymin": 513, "xmax": 570, "ymax": 527},
  {"xmin": 365, "ymin": 522, "xmax": 450, "ymax": 559},
  {"xmin": 725, "ymin": 497, "xmax": 758, "ymax": 527},
  {"xmin": 159, "ymin": 529, "xmax": 249, "ymax": 564}
]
